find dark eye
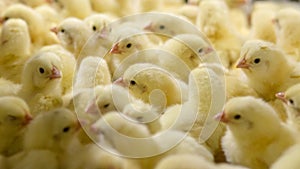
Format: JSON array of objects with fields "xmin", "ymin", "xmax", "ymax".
[
  {"xmin": 253, "ymin": 58, "xmax": 260, "ymax": 64},
  {"xmin": 62, "ymin": 126, "xmax": 70, "ymax": 132},
  {"xmin": 289, "ymin": 99, "xmax": 294, "ymax": 105},
  {"xmin": 126, "ymin": 43, "xmax": 132, "ymax": 48},
  {"xmin": 103, "ymin": 104, "xmax": 110, "ymax": 108},
  {"xmin": 7, "ymin": 115, "xmax": 17, "ymax": 121},
  {"xmin": 39, "ymin": 67, "xmax": 45, "ymax": 74},
  {"xmin": 184, "ymin": 0, "xmax": 188, "ymax": 3},
  {"xmin": 130, "ymin": 80, "xmax": 136, "ymax": 85},
  {"xmin": 234, "ymin": 114, "xmax": 241, "ymax": 120},
  {"xmin": 198, "ymin": 48, "xmax": 203, "ymax": 53},
  {"xmin": 92, "ymin": 25, "xmax": 97, "ymax": 31},
  {"xmin": 159, "ymin": 25, "xmax": 165, "ymax": 30},
  {"xmin": 4, "ymin": 17, "xmax": 9, "ymax": 21},
  {"xmin": 61, "ymin": 29, "xmax": 65, "ymax": 33}
]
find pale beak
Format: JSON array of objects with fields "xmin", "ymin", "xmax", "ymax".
[
  {"xmin": 113, "ymin": 77, "xmax": 127, "ymax": 88},
  {"xmin": 50, "ymin": 27, "xmax": 58, "ymax": 34},
  {"xmin": 236, "ymin": 58, "xmax": 250, "ymax": 69},
  {"xmin": 45, "ymin": 0, "xmax": 53, "ymax": 4},
  {"xmin": 110, "ymin": 43, "xmax": 121, "ymax": 54},
  {"xmin": 214, "ymin": 111, "xmax": 229, "ymax": 123},
  {"xmin": 144, "ymin": 22, "xmax": 154, "ymax": 32},
  {"xmin": 23, "ymin": 114, "xmax": 33, "ymax": 126},
  {"xmin": 49, "ymin": 66, "xmax": 62, "ymax": 79},
  {"xmin": 0, "ymin": 17, "xmax": 4, "ymax": 24},
  {"xmin": 275, "ymin": 92, "xmax": 288, "ymax": 104},
  {"xmin": 203, "ymin": 47, "xmax": 214, "ymax": 55}
]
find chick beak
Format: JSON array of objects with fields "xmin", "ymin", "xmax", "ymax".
[
  {"xmin": 214, "ymin": 111, "xmax": 229, "ymax": 123},
  {"xmin": 50, "ymin": 27, "xmax": 58, "ymax": 34},
  {"xmin": 275, "ymin": 92, "xmax": 288, "ymax": 104},
  {"xmin": 49, "ymin": 66, "xmax": 62, "ymax": 79},
  {"xmin": 113, "ymin": 77, "xmax": 127, "ymax": 88},
  {"xmin": 23, "ymin": 114, "xmax": 33, "ymax": 126},
  {"xmin": 236, "ymin": 58, "xmax": 250, "ymax": 69},
  {"xmin": 110, "ymin": 43, "xmax": 121, "ymax": 54},
  {"xmin": 203, "ymin": 47, "xmax": 214, "ymax": 55},
  {"xmin": 0, "ymin": 17, "xmax": 4, "ymax": 25},
  {"xmin": 90, "ymin": 125, "xmax": 100, "ymax": 134},
  {"xmin": 45, "ymin": 0, "xmax": 53, "ymax": 3},
  {"xmin": 144, "ymin": 22, "xmax": 154, "ymax": 32}
]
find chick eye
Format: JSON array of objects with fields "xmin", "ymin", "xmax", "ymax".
[
  {"xmin": 62, "ymin": 126, "xmax": 70, "ymax": 132},
  {"xmin": 184, "ymin": 0, "xmax": 188, "ymax": 3},
  {"xmin": 92, "ymin": 25, "xmax": 97, "ymax": 31},
  {"xmin": 103, "ymin": 103, "xmax": 110, "ymax": 108},
  {"xmin": 159, "ymin": 25, "xmax": 165, "ymax": 30},
  {"xmin": 234, "ymin": 114, "xmax": 241, "ymax": 120},
  {"xmin": 198, "ymin": 48, "xmax": 203, "ymax": 53},
  {"xmin": 7, "ymin": 115, "xmax": 17, "ymax": 121},
  {"xmin": 289, "ymin": 99, "xmax": 294, "ymax": 105},
  {"xmin": 4, "ymin": 17, "xmax": 9, "ymax": 21},
  {"xmin": 126, "ymin": 43, "xmax": 132, "ymax": 48},
  {"xmin": 39, "ymin": 67, "xmax": 45, "ymax": 74},
  {"xmin": 61, "ymin": 29, "xmax": 65, "ymax": 33},
  {"xmin": 253, "ymin": 58, "xmax": 260, "ymax": 64},
  {"xmin": 130, "ymin": 80, "xmax": 136, "ymax": 85}
]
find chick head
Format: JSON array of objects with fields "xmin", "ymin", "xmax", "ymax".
[{"xmin": 276, "ymin": 83, "xmax": 300, "ymax": 114}]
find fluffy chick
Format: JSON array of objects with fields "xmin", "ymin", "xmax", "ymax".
[
  {"xmin": 276, "ymin": 83, "xmax": 300, "ymax": 131},
  {"xmin": 18, "ymin": 52, "xmax": 63, "ymax": 116},
  {"xmin": 51, "ymin": 17, "xmax": 93, "ymax": 58},
  {"xmin": 23, "ymin": 108, "xmax": 79, "ymax": 153},
  {"xmin": 83, "ymin": 14, "xmax": 112, "ymax": 33},
  {"xmin": 0, "ymin": 18, "xmax": 31, "ymax": 84},
  {"xmin": 74, "ymin": 56, "xmax": 111, "ymax": 90},
  {"xmin": 1, "ymin": 4, "xmax": 58, "ymax": 46},
  {"xmin": 0, "ymin": 96, "xmax": 32, "ymax": 156},
  {"xmin": 237, "ymin": 40, "xmax": 300, "ymax": 101},
  {"xmin": 0, "ymin": 78, "xmax": 21, "ymax": 96},
  {"xmin": 197, "ymin": 0, "xmax": 243, "ymax": 68},
  {"xmin": 274, "ymin": 7, "xmax": 300, "ymax": 60},
  {"xmin": 120, "ymin": 63, "xmax": 187, "ymax": 107},
  {"xmin": 218, "ymin": 96, "xmax": 298, "ymax": 169}
]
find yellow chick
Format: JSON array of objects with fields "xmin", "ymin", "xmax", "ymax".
[
  {"xmin": 0, "ymin": 96, "xmax": 32, "ymax": 156},
  {"xmin": 119, "ymin": 63, "xmax": 187, "ymax": 107},
  {"xmin": 274, "ymin": 7, "xmax": 300, "ymax": 60},
  {"xmin": 197, "ymin": 0, "xmax": 243, "ymax": 68},
  {"xmin": 74, "ymin": 56, "xmax": 111, "ymax": 90},
  {"xmin": 271, "ymin": 143, "xmax": 300, "ymax": 169},
  {"xmin": 1, "ymin": 4, "xmax": 58, "ymax": 46},
  {"xmin": 218, "ymin": 96, "xmax": 298, "ymax": 169},
  {"xmin": 250, "ymin": 9, "xmax": 276, "ymax": 43},
  {"xmin": 39, "ymin": 44, "xmax": 76, "ymax": 95},
  {"xmin": 236, "ymin": 40, "xmax": 300, "ymax": 101},
  {"xmin": 18, "ymin": 52, "xmax": 63, "ymax": 116},
  {"xmin": 21, "ymin": 0, "xmax": 47, "ymax": 7},
  {"xmin": 48, "ymin": 0, "xmax": 92, "ymax": 19},
  {"xmin": 83, "ymin": 14, "xmax": 112, "ymax": 33},
  {"xmin": 24, "ymin": 108, "xmax": 79, "ymax": 153},
  {"xmin": 276, "ymin": 83, "xmax": 300, "ymax": 131},
  {"xmin": 89, "ymin": 0, "xmax": 119, "ymax": 16},
  {"xmin": 51, "ymin": 17, "xmax": 93, "ymax": 58},
  {"xmin": 0, "ymin": 18, "xmax": 31, "ymax": 84}
]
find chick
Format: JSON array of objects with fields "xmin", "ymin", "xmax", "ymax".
[
  {"xmin": 271, "ymin": 143, "xmax": 300, "ymax": 169},
  {"xmin": 250, "ymin": 9, "xmax": 276, "ymax": 43},
  {"xmin": 83, "ymin": 14, "xmax": 112, "ymax": 33},
  {"xmin": 39, "ymin": 44, "xmax": 76, "ymax": 95},
  {"xmin": 218, "ymin": 96, "xmax": 298, "ymax": 169},
  {"xmin": 18, "ymin": 52, "xmax": 63, "ymax": 116},
  {"xmin": 276, "ymin": 83, "xmax": 300, "ymax": 131},
  {"xmin": 0, "ymin": 18, "xmax": 31, "ymax": 84},
  {"xmin": 1, "ymin": 4, "xmax": 58, "ymax": 46},
  {"xmin": 236, "ymin": 40, "xmax": 300, "ymax": 101},
  {"xmin": 51, "ymin": 17, "xmax": 93, "ymax": 58},
  {"xmin": 197, "ymin": 0, "xmax": 243, "ymax": 68},
  {"xmin": 0, "ymin": 96, "xmax": 32, "ymax": 156},
  {"xmin": 74, "ymin": 56, "xmax": 111, "ymax": 90},
  {"xmin": 24, "ymin": 108, "xmax": 79, "ymax": 153},
  {"xmin": 120, "ymin": 63, "xmax": 187, "ymax": 107},
  {"xmin": 274, "ymin": 7, "xmax": 300, "ymax": 60},
  {"xmin": 154, "ymin": 154, "xmax": 214, "ymax": 169}
]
